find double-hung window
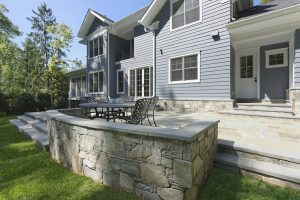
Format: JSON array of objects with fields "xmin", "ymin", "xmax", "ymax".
[
  {"xmin": 170, "ymin": 54, "xmax": 199, "ymax": 83},
  {"xmin": 89, "ymin": 71, "xmax": 104, "ymax": 93},
  {"xmin": 89, "ymin": 35, "xmax": 104, "ymax": 58},
  {"xmin": 117, "ymin": 70, "xmax": 125, "ymax": 94},
  {"xmin": 171, "ymin": 0, "xmax": 201, "ymax": 30}
]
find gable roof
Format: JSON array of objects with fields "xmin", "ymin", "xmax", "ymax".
[
  {"xmin": 139, "ymin": 0, "xmax": 167, "ymax": 27},
  {"xmin": 238, "ymin": 0, "xmax": 300, "ymax": 20},
  {"xmin": 78, "ymin": 9, "xmax": 114, "ymax": 38}
]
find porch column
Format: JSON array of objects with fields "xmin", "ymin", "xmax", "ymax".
[{"xmin": 291, "ymin": 29, "xmax": 300, "ymax": 115}]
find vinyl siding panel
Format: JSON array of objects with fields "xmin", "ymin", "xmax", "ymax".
[
  {"xmin": 155, "ymin": 0, "xmax": 232, "ymax": 100},
  {"xmin": 295, "ymin": 29, "xmax": 300, "ymax": 87}
]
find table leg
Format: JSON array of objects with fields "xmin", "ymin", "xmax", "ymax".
[{"xmin": 106, "ymin": 107, "xmax": 110, "ymax": 122}]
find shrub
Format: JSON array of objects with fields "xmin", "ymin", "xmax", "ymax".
[
  {"xmin": 11, "ymin": 93, "xmax": 37, "ymax": 114},
  {"xmin": 36, "ymin": 92, "xmax": 51, "ymax": 111},
  {"xmin": 0, "ymin": 92, "xmax": 10, "ymax": 114}
]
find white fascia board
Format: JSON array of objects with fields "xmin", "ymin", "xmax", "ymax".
[
  {"xmin": 227, "ymin": 4, "xmax": 300, "ymax": 31},
  {"xmin": 139, "ymin": 0, "xmax": 167, "ymax": 27}
]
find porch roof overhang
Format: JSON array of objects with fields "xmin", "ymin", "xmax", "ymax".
[
  {"xmin": 67, "ymin": 68, "xmax": 87, "ymax": 78},
  {"xmin": 227, "ymin": 4, "xmax": 300, "ymax": 43}
]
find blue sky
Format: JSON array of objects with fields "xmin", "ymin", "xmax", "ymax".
[{"xmin": 2, "ymin": 0, "xmax": 260, "ymax": 63}]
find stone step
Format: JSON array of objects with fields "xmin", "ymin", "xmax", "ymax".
[
  {"xmin": 221, "ymin": 110, "xmax": 300, "ymax": 120},
  {"xmin": 237, "ymin": 103, "xmax": 291, "ymax": 108},
  {"xmin": 233, "ymin": 108, "xmax": 294, "ymax": 116},
  {"xmin": 218, "ymin": 139, "xmax": 300, "ymax": 169},
  {"xmin": 25, "ymin": 112, "xmax": 47, "ymax": 123},
  {"xmin": 32, "ymin": 122, "xmax": 47, "ymax": 134},
  {"xmin": 18, "ymin": 115, "xmax": 39, "ymax": 125},
  {"xmin": 10, "ymin": 118, "xmax": 49, "ymax": 151},
  {"xmin": 215, "ymin": 153, "xmax": 300, "ymax": 186},
  {"xmin": 236, "ymin": 104, "xmax": 292, "ymax": 112}
]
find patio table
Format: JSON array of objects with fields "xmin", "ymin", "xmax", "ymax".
[{"xmin": 79, "ymin": 102, "xmax": 135, "ymax": 122}]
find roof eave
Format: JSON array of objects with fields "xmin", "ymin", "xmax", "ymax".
[{"xmin": 139, "ymin": 0, "xmax": 167, "ymax": 27}]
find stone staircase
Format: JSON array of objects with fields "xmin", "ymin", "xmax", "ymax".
[
  {"xmin": 10, "ymin": 112, "xmax": 49, "ymax": 151},
  {"xmin": 215, "ymin": 139, "xmax": 300, "ymax": 189},
  {"xmin": 222, "ymin": 102, "xmax": 300, "ymax": 119}
]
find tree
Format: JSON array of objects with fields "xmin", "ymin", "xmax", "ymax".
[
  {"xmin": 0, "ymin": 4, "xmax": 21, "ymax": 39},
  {"xmin": 68, "ymin": 58, "xmax": 86, "ymax": 71},
  {"xmin": 27, "ymin": 3, "xmax": 56, "ymax": 70},
  {"xmin": 46, "ymin": 23, "xmax": 73, "ymax": 108},
  {"xmin": 260, "ymin": 0, "xmax": 273, "ymax": 4}
]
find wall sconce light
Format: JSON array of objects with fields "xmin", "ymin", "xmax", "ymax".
[
  {"xmin": 160, "ymin": 49, "xmax": 163, "ymax": 55},
  {"xmin": 211, "ymin": 30, "xmax": 220, "ymax": 41}
]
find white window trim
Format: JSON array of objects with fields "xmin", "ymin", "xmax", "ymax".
[
  {"xmin": 117, "ymin": 69, "xmax": 125, "ymax": 94},
  {"xmin": 88, "ymin": 35, "xmax": 105, "ymax": 59},
  {"xmin": 168, "ymin": 52, "xmax": 201, "ymax": 84},
  {"xmin": 88, "ymin": 70, "xmax": 105, "ymax": 94},
  {"xmin": 128, "ymin": 66, "xmax": 153, "ymax": 98},
  {"xmin": 170, "ymin": 0, "xmax": 203, "ymax": 32},
  {"xmin": 265, "ymin": 47, "xmax": 288, "ymax": 68}
]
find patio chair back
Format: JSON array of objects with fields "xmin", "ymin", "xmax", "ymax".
[
  {"xmin": 130, "ymin": 98, "xmax": 152, "ymax": 124},
  {"xmin": 119, "ymin": 96, "xmax": 135, "ymax": 103},
  {"xmin": 149, "ymin": 96, "xmax": 159, "ymax": 111}
]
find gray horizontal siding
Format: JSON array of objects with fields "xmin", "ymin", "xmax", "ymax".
[
  {"xmin": 295, "ymin": 29, "xmax": 300, "ymax": 87},
  {"xmin": 155, "ymin": 0, "xmax": 232, "ymax": 100},
  {"xmin": 87, "ymin": 18, "xmax": 108, "ymax": 36}
]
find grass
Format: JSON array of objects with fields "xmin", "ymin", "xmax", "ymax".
[
  {"xmin": 0, "ymin": 116, "xmax": 138, "ymax": 200},
  {"xmin": 199, "ymin": 168, "xmax": 300, "ymax": 200},
  {"xmin": 0, "ymin": 116, "xmax": 299, "ymax": 200}
]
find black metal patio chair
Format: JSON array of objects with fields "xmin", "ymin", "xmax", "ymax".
[
  {"xmin": 147, "ymin": 96, "xmax": 159, "ymax": 127},
  {"xmin": 118, "ymin": 98, "xmax": 152, "ymax": 125}
]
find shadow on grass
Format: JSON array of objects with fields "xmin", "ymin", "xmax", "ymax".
[
  {"xmin": 199, "ymin": 167, "xmax": 300, "ymax": 200},
  {"xmin": 0, "ymin": 116, "xmax": 138, "ymax": 200}
]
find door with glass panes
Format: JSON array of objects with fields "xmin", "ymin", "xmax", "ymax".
[{"xmin": 129, "ymin": 67, "xmax": 153, "ymax": 98}]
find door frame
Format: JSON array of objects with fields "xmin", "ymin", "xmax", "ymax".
[
  {"xmin": 128, "ymin": 66, "xmax": 153, "ymax": 98},
  {"xmin": 235, "ymin": 48, "xmax": 260, "ymax": 99}
]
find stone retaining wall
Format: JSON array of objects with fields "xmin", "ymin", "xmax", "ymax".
[
  {"xmin": 47, "ymin": 110, "xmax": 219, "ymax": 200},
  {"xmin": 158, "ymin": 99, "xmax": 233, "ymax": 113}
]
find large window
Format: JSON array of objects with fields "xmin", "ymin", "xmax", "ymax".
[
  {"xmin": 117, "ymin": 70, "xmax": 125, "ymax": 94},
  {"xmin": 129, "ymin": 67, "xmax": 153, "ymax": 98},
  {"xmin": 89, "ymin": 36, "xmax": 104, "ymax": 58},
  {"xmin": 265, "ymin": 48, "xmax": 288, "ymax": 68},
  {"xmin": 89, "ymin": 71, "xmax": 104, "ymax": 93},
  {"xmin": 69, "ymin": 76, "xmax": 87, "ymax": 98},
  {"xmin": 171, "ymin": 0, "xmax": 201, "ymax": 30},
  {"xmin": 170, "ymin": 54, "xmax": 199, "ymax": 83}
]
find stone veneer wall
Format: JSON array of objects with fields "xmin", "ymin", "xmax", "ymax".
[
  {"xmin": 157, "ymin": 99, "xmax": 234, "ymax": 113},
  {"xmin": 290, "ymin": 89, "xmax": 300, "ymax": 115},
  {"xmin": 47, "ymin": 110, "xmax": 219, "ymax": 200}
]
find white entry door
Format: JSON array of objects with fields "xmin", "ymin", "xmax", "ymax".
[{"xmin": 236, "ymin": 52, "xmax": 257, "ymax": 99}]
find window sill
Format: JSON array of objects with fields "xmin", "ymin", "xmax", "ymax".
[
  {"xmin": 88, "ymin": 92, "xmax": 105, "ymax": 95},
  {"xmin": 168, "ymin": 80, "xmax": 200, "ymax": 85},
  {"xmin": 170, "ymin": 20, "xmax": 202, "ymax": 32},
  {"xmin": 88, "ymin": 54, "xmax": 105, "ymax": 60},
  {"xmin": 266, "ymin": 64, "xmax": 288, "ymax": 69}
]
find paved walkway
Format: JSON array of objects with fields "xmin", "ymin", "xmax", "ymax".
[{"xmin": 152, "ymin": 111, "xmax": 300, "ymax": 157}]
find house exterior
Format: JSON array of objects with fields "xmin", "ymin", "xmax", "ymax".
[{"xmin": 69, "ymin": 0, "xmax": 300, "ymax": 114}]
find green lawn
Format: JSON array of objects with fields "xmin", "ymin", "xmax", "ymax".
[{"xmin": 0, "ymin": 116, "xmax": 299, "ymax": 200}]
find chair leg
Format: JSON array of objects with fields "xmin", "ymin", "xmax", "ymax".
[
  {"xmin": 147, "ymin": 115, "xmax": 153, "ymax": 126},
  {"xmin": 153, "ymin": 110, "xmax": 157, "ymax": 127}
]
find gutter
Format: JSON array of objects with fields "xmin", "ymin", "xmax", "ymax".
[
  {"xmin": 107, "ymin": 31, "xmax": 110, "ymax": 100},
  {"xmin": 227, "ymin": 3, "xmax": 300, "ymax": 30}
]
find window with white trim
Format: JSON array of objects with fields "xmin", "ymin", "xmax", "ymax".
[
  {"xmin": 129, "ymin": 67, "xmax": 153, "ymax": 98},
  {"xmin": 117, "ymin": 70, "xmax": 124, "ymax": 94},
  {"xmin": 265, "ymin": 48, "xmax": 288, "ymax": 68},
  {"xmin": 89, "ymin": 71, "xmax": 104, "ymax": 93},
  {"xmin": 171, "ymin": 0, "xmax": 200, "ymax": 30},
  {"xmin": 170, "ymin": 54, "xmax": 199, "ymax": 83},
  {"xmin": 89, "ymin": 35, "xmax": 104, "ymax": 58}
]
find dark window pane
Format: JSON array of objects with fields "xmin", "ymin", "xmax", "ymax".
[
  {"xmin": 89, "ymin": 41, "xmax": 93, "ymax": 58},
  {"xmin": 172, "ymin": 13, "xmax": 184, "ymax": 29},
  {"xmin": 118, "ymin": 71, "xmax": 124, "ymax": 93},
  {"xmin": 130, "ymin": 70, "xmax": 135, "ymax": 96},
  {"xmin": 184, "ymin": 55, "xmax": 197, "ymax": 69},
  {"xmin": 186, "ymin": 7, "xmax": 199, "ymax": 24},
  {"xmin": 185, "ymin": 68, "xmax": 198, "ymax": 80},
  {"xmin": 240, "ymin": 67, "xmax": 246, "ymax": 78},
  {"xmin": 247, "ymin": 56, "xmax": 253, "ymax": 66},
  {"xmin": 171, "ymin": 58, "xmax": 183, "ymax": 70},
  {"xmin": 99, "ymin": 36, "xmax": 104, "ymax": 55},
  {"xmin": 99, "ymin": 72, "xmax": 103, "ymax": 92},
  {"xmin": 89, "ymin": 74, "xmax": 93, "ymax": 92},
  {"xmin": 172, "ymin": 0, "xmax": 184, "ymax": 15},
  {"xmin": 94, "ymin": 38, "xmax": 99, "ymax": 56},
  {"xmin": 247, "ymin": 66, "xmax": 253, "ymax": 78},
  {"xmin": 171, "ymin": 71, "xmax": 183, "ymax": 82}
]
